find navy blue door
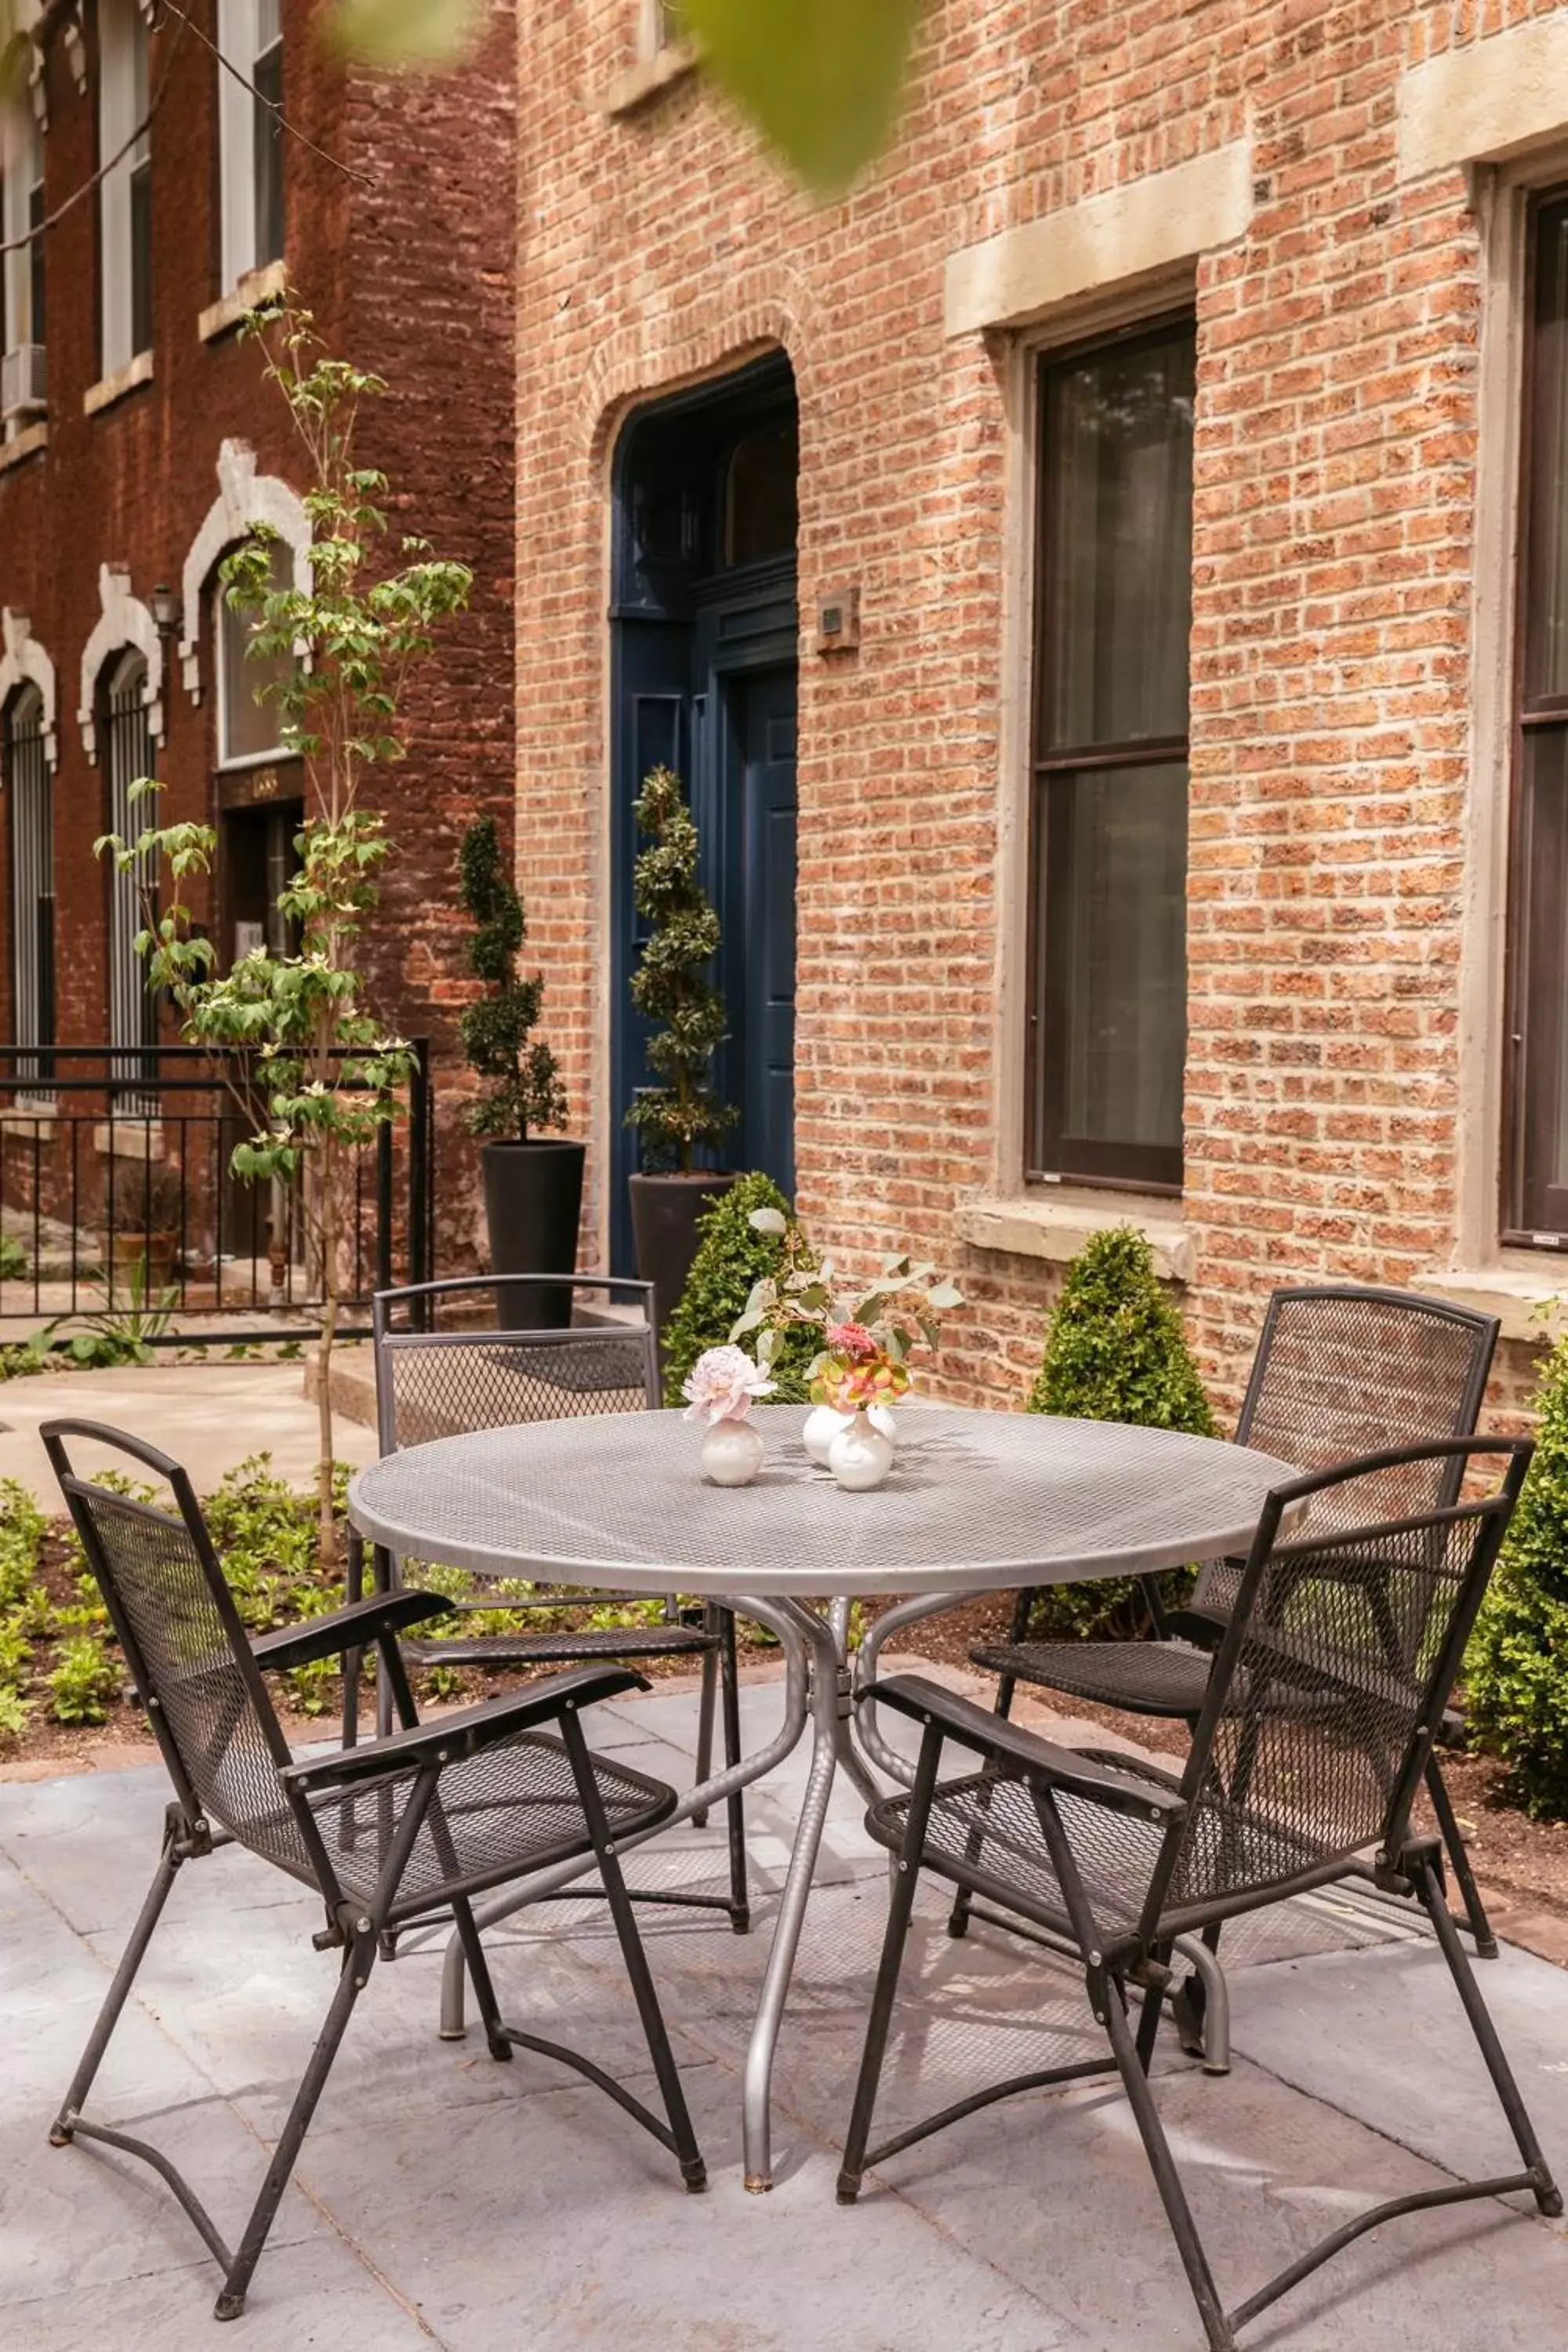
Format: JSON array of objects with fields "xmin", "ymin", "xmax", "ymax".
[{"xmin": 733, "ymin": 667, "xmax": 797, "ymax": 1196}]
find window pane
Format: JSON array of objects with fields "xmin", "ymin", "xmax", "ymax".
[
  {"xmin": 130, "ymin": 158, "xmax": 152, "ymax": 356},
  {"xmin": 1040, "ymin": 323, "xmax": 1195, "ymax": 752},
  {"xmin": 1514, "ymin": 723, "xmax": 1568, "ymax": 1231},
  {"xmin": 1526, "ymin": 198, "xmax": 1568, "ymax": 702},
  {"xmin": 1041, "ymin": 760, "xmax": 1188, "ymax": 1161},
  {"xmin": 724, "ymin": 423, "xmax": 797, "ymax": 566},
  {"xmin": 220, "ymin": 542, "xmax": 294, "ymax": 763},
  {"xmin": 5, "ymin": 685, "xmax": 53, "ymax": 1085},
  {"xmin": 253, "ymin": 36, "xmax": 284, "ymax": 267}
]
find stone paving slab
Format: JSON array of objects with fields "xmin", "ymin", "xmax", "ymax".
[{"xmin": 2, "ymin": 1682, "xmax": 1567, "ymax": 2351}]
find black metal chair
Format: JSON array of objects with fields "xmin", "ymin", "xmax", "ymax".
[
  {"xmin": 840, "ymin": 1439, "xmax": 1559, "ymax": 2352},
  {"xmin": 963, "ymin": 1284, "xmax": 1501, "ymax": 1953},
  {"xmin": 349, "ymin": 1273, "xmax": 748, "ymax": 1931},
  {"xmin": 40, "ymin": 1420, "xmax": 706, "ymax": 2324}
]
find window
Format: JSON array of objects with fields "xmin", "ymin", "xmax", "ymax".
[
  {"xmin": 103, "ymin": 648, "xmax": 158, "ymax": 1090},
  {"xmin": 1, "ymin": 72, "xmax": 45, "ymax": 428},
  {"xmin": 218, "ymin": 0, "xmax": 285, "ymax": 291},
  {"xmin": 1026, "ymin": 315, "xmax": 1196, "ymax": 1194},
  {"xmin": 216, "ymin": 541, "xmax": 294, "ymax": 765},
  {"xmin": 723, "ymin": 423, "xmax": 798, "ymax": 567},
  {"xmin": 4, "ymin": 686, "xmax": 53, "ymax": 1087},
  {"xmin": 98, "ymin": 0, "xmax": 151, "ymax": 377}
]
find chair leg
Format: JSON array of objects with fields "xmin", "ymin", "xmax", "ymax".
[
  {"xmin": 719, "ymin": 1608, "xmax": 750, "ymax": 1933},
  {"xmin": 691, "ymin": 1623, "xmax": 719, "ymax": 1831},
  {"xmin": 216, "ymin": 1926, "xmax": 376, "ymax": 2318},
  {"xmin": 341, "ymin": 1528, "xmax": 365, "ymax": 1751},
  {"xmin": 837, "ymin": 1842, "xmax": 925, "ymax": 2204},
  {"xmin": 1102, "ymin": 1977, "xmax": 1236, "ymax": 2352},
  {"xmin": 560, "ymin": 1710, "xmax": 706, "ymax": 2192},
  {"xmin": 1416, "ymin": 1855, "xmax": 1562, "ymax": 2216},
  {"xmin": 448, "ymin": 1897, "xmax": 514, "ymax": 2064},
  {"xmin": 949, "ymin": 1592, "xmax": 1029, "ymax": 1941},
  {"xmin": 51, "ymin": 1824, "xmax": 183, "ymax": 2147},
  {"xmin": 1425, "ymin": 1755, "xmax": 1498, "ymax": 1958}
]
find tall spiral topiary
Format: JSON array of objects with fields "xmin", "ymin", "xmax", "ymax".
[
  {"xmin": 1025, "ymin": 1225, "xmax": 1216, "ymax": 1639},
  {"xmin": 661, "ymin": 1172, "xmax": 820, "ymax": 1407},
  {"xmin": 1464, "ymin": 1328, "xmax": 1568, "ymax": 1819},
  {"xmin": 624, "ymin": 766, "xmax": 737, "ymax": 1172},
  {"xmin": 456, "ymin": 815, "xmax": 568, "ymax": 1140}
]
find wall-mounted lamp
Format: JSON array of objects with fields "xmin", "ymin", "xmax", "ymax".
[{"xmin": 148, "ymin": 583, "xmax": 180, "ymax": 644}]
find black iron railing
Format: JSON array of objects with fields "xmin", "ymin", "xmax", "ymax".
[{"xmin": 0, "ymin": 1042, "xmax": 433, "ymax": 1344}]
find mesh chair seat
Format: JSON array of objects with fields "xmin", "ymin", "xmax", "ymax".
[
  {"xmin": 402, "ymin": 1622, "xmax": 718, "ymax": 1668},
  {"xmin": 971, "ymin": 1635, "xmax": 1213, "ymax": 1717},
  {"xmin": 866, "ymin": 1759, "xmax": 1342, "ymax": 1949},
  {"xmin": 297, "ymin": 1730, "xmax": 679, "ymax": 1920}
]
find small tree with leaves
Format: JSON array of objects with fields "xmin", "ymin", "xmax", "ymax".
[
  {"xmin": 624, "ymin": 764, "xmax": 736, "ymax": 1172},
  {"xmin": 457, "ymin": 815, "xmax": 568, "ymax": 1140},
  {"xmin": 96, "ymin": 303, "xmax": 472, "ymax": 1562}
]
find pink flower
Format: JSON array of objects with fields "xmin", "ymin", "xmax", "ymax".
[
  {"xmin": 825, "ymin": 1320, "xmax": 879, "ymax": 1363},
  {"xmin": 681, "ymin": 1345, "xmax": 777, "ymax": 1425}
]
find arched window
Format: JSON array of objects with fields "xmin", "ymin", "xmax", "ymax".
[
  {"xmin": 3, "ymin": 684, "xmax": 51, "ymax": 1083},
  {"xmin": 103, "ymin": 648, "xmax": 157, "ymax": 1086},
  {"xmin": 722, "ymin": 422, "xmax": 797, "ymax": 568},
  {"xmin": 216, "ymin": 539, "xmax": 294, "ymax": 766}
]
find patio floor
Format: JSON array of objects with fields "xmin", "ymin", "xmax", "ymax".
[{"xmin": 3, "ymin": 1670, "xmax": 1567, "ymax": 2351}]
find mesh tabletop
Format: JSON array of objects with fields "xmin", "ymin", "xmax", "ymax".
[{"xmin": 349, "ymin": 1406, "xmax": 1300, "ymax": 1599}]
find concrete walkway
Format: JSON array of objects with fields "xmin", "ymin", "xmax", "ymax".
[
  {"xmin": 2, "ymin": 1673, "xmax": 1567, "ymax": 2350},
  {"xmin": 0, "ymin": 1360, "xmax": 376, "ymax": 1498}
]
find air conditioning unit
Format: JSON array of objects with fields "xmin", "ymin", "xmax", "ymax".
[{"xmin": 1, "ymin": 344, "xmax": 46, "ymax": 423}]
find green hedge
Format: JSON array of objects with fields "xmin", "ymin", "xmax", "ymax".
[
  {"xmin": 1024, "ymin": 1225, "xmax": 1216, "ymax": 1642},
  {"xmin": 1465, "ymin": 1330, "xmax": 1568, "ymax": 1819},
  {"xmin": 661, "ymin": 1172, "xmax": 818, "ymax": 1408}
]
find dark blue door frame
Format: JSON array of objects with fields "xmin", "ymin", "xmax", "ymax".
[{"xmin": 607, "ymin": 358, "xmax": 799, "ymax": 1275}]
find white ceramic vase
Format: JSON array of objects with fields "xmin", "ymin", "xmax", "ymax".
[
  {"xmin": 801, "ymin": 1403, "xmax": 855, "ymax": 1466},
  {"xmin": 700, "ymin": 1417, "xmax": 765, "ymax": 1488},
  {"xmin": 828, "ymin": 1410, "xmax": 895, "ymax": 1493}
]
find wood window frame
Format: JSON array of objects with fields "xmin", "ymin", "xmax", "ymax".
[
  {"xmin": 1023, "ymin": 307, "xmax": 1196, "ymax": 1199},
  {"xmin": 1502, "ymin": 182, "xmax": 1568, "ymax": 1247}
]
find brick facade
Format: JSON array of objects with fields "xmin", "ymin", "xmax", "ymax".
[
  {"xmin": 0, "ymin": 0, "xmax": 516, "ymax": 1268},
  {"xmin": 514, "ymin": 2, "xmax": 1568, "ymax": 1429}
]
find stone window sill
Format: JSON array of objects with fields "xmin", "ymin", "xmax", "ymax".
[
  {"xmin": 0, "ymin": 421, "xmax": 47, "ymax": 474},
  {"xmin": 954, "ymin": 1192, "xmax": 1193, "ymax": 1283},
  {"xmin": 1412, "ymin": 1263, "xmax": 1566, "ymax": 1345},
  {"xmin": 83, "ymin": 351, "xmax": 153, "ymax": 417},
  {"xmin": 198, "ymin": 260, "xmax": 289, "ymax": 346},
  {"xmin": 597, "ymin": 38, "xmax": 699, "ymax": 118}
]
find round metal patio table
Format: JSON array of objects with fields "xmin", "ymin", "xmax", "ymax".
[{"xmin": 348, "ymin": 1402, "xmax": 1298, "ymax": 2189}]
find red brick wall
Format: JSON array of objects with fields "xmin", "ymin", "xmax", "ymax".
[
  {"xmin": 514, "ymin": 2, "xmax": 1558, "ymax": 1427},
  {"xmin": 0, "ymin": 0, "xmax": 516, "ymax": 1267}
]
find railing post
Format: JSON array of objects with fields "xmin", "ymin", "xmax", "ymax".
[
  {"xmin": 376, "ymin": 1119, "xmax": 394, "ymax": 1297},
  {"xmin": 409, "ymin": 1039, "xmax": 431, "ymax": 1295}
]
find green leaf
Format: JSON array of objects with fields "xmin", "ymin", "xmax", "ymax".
[
  {"xmin": 926, "ymin": 1279, "xmax": 964, "ymax": 1311},
  {"xmin": 749, "ymin": 1206, "xmax": 788, "ymax": 1236},
  {"xmin": 328, "ymin": 0, "xmax": 488, "ymax": 65},
  {"xmin": 680, "ymin": 0, "xmax": 920, "ymax": 193}
]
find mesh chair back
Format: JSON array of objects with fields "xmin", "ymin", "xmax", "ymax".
[
  {"xmin": 41, "ymin": 1423, "xmax": 314, "ymax": 1878},
  {"xmin": 1192, "ymin": 1287, "xmax": 1498, "ymax": 1614},
  {"xmin": 373, "ymin": 1277, "xmax": 659, "ymax": 1454},
  {"xmin": 1155, "ymin": 1440, "xmax": 1527, "ymax": 1924}
]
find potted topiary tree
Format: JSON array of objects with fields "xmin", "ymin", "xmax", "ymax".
[
  {"xmin": 624, "ymin": 764, "xmax": 739, "ymax": 1342},
  {"xmin": 457, "ymin": 814, "xmax": 579, "ymax": 1327}
]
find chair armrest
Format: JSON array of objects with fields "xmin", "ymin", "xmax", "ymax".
[
  {"xmin": 281, "ymin": 1662, "xmax": 652, "ymax": 1791},
  {"xmin": 862, "ymin": 1674, "xmax": 1187, "ymax": 1823},
  {"xmin": 251, "ymin": 1589, "xmax": 451, "ymax": 1674}
]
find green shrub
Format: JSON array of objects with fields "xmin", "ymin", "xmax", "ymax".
[
  {"xmin": 0, "ymin": 1687, "xmax": 31, "ymax": 1744},
  {"xmin": 1024, "ymin": 1225, "xmax": 1216, "ymax": 1641},
  {"xmin": 661, "ymin": 1172, "xmax": 819, "ymax": 1407},
  {"xmin": 1465, "ymin": 1330, "xmax": 1568, "ymax": 1817},
  {"xmin": 47, "ymin": 1634, "xmax": 122, "ymax": 1726}
]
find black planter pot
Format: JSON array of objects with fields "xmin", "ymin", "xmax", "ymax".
[
  {"xmin": 481, "ymin": 1140, "xmax": 586, "ymax": 1330},
  {"xmin": 629, "ymin": 1170, "xmax": 740, "ymax": 1361}
]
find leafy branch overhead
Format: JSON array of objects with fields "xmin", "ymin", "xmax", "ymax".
[
  {"xmin": 625, "ymin": 765, "xmax": 736, "ymax": 1173},
  {"xmin": 457, "ymin": 816, "xmax": 568, "ymax": 1141}
]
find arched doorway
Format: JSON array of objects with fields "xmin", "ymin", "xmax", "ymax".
[{"xmin": 608, "ymin": 354, "xmax": 799, "ymax": 1272}]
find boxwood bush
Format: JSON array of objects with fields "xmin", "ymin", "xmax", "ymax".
[
  {"xmin": 1023, "ymin": 1225, "xmax": 1217, "ymax": 1641},
  {"xmin": 1465, "ymin": 1329, "xmax": 1568, "ymax": 1819},
  {"xmin": 662, "ymin": 1171, "xmax": 819, "ymax": 1408}
]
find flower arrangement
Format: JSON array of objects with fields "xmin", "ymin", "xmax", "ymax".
[
  {"xmin": 731, "ymin": 1211, "xmax": 963, "ymax": 1423},
  {"xmin": 681, "ymin": 1344, "xmax": 777, "ymax": 1425}
]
